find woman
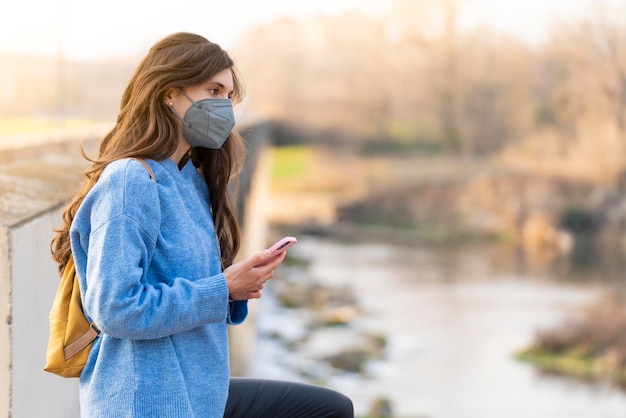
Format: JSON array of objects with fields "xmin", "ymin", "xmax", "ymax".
[{"xmin": 51, "ymin": 32, "xmax": 353, "ymax": 418}]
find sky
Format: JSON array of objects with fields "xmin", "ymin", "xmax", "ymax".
[{"xmin": 0, "ymin": 0, "xmax": 606, "ymax": 62}]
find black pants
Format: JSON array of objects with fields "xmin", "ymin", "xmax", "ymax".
[{"xmin": 224, "ymin": 378, "xmax": 354, "ymax": 418}]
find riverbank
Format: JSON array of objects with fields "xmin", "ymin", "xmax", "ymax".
[
  {"xmin": 266, "ymin": 145, "xmax": 626, "ymax": 409},
  {"xmin": 517, "ymin": 294, "xmax": 626, "ymax": 389},
  {"xmin": 252, "ymin": 236, "xmax": 626, "ymax": 417}
]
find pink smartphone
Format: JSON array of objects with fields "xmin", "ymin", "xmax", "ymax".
[{"xmin": 254, "ymin": 236, "xmax": 297, "ymax": 267}]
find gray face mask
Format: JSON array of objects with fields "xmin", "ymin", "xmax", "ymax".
[{"xmin": 174, "ymin": 91, "xmax": 235, "ymax": 149}]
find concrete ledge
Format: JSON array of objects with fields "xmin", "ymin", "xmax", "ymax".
[
  {"xmin": 0, "ymin": 227, "xmax": 10, "ymax": 418},
  {"xmin": 0, "ymin": 138, "xmax": 95, "ymax": 418}
]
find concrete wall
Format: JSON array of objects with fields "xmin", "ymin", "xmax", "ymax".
[
  {"xmin": 0, "ymin": 146, "xmax": 92, "ymax": 418},
  {"xmin": 0, "ymin": 221, "xmax": 11, "ymax": 417},
  {"xmin": 8, "ymin": 208, "xmax": 81, "ymax": 417},
  {"xmin": 229, "ymin": 123, "xmax": 273, "ymax": 376},
  {"xmin": 0, "ymin": 124, "xmax": 271, "ymax": 417}
]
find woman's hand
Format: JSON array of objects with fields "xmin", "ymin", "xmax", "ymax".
[{"xmin": 223, "ymin": 249, "xmax": 287, "ymax": 301}]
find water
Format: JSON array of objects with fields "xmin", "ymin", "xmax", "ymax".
[{"xmin": 249, "ymin": 236, "xmax": 626, "ymax": 418}]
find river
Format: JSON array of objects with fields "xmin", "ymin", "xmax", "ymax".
[{"xmin": 248, "ymin": 235, "xmax": 626, "ymax": 418}]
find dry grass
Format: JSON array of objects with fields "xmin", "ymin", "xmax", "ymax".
[{"xmin": 517, "ymin": 294, "xmax": 626, "ymax": 387}]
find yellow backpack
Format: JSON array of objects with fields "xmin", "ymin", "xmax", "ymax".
[
  {"xmin": 43, "ymin": 257, "xmax": 100, "ymax": 377},
  {"xmin": 44, "ymin": 158, "xmax": 155, "ymax": 378}
]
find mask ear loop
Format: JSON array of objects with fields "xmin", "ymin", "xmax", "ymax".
[
  {"xmin": 165, "ymin": 98, "xmax": 193, "ymax": 166},
  {"xmin": 168, "ymin": 89, "xmax": 199, "ymax": 130},
  {"xmin": 178, "ymin": 88, "xmax": 200, "ymax": 107}
]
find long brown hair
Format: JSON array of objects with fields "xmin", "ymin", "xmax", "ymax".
[{"xmin": 51, "ymin": 32, "xmax": 246, "ymax": 274}]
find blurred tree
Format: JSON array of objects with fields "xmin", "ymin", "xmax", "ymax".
[
  {"xmin": 438, "ymin": 0, "xmax": 462, "ymax": 152},
  {"xmin": 237, "ymin": 13, "xmax": 389, "ymax": 142},
  {"xmin": 394, "ymin": 0, "xmax": 534, "ymax": 155},
  {"xmin": 237, "ymin": 0, "xmax": 535, "ymax": 155},
  {"xmin": 534, "ymin": 2, "xmax": 626, "ymax": 181},
  {"xmin": 0, "ymin": 52, "xmax": 135, "ymax": 122},
  {"xmin": 234, "ymin": 18, "xmax": 306, "ymax": 124},
  {"xmin": 455, "ymin": 32, "xmax": 535, "ymax": 155},
  {"xmin": 0, "ymin": 54, "xmax": 58, "ymax": 117}
]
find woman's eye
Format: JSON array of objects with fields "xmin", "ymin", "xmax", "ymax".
[{"xmin": 209, "ymin": 88, "xmax": 219, "ymax": 95}]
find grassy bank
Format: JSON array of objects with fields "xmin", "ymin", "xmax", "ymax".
[
  {"xmin": 268, "ymin": 144, "xmax": 486, "ymax": 245},
  {"xmin": 516, "ymin": 294, "xmax": 626, "ymax": 388}
]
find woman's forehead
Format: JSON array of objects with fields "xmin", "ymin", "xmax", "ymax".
[{"xmin": 205, "ymin": 68, "xmax": 234, "ymax": 88}]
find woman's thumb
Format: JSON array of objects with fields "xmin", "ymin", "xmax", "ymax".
[{"xmin": 252, "ymin": 249, "xmax": 272, "ymax": 267}]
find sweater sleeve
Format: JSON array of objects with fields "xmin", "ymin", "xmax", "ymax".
[
  {"xmin": 85, "ymin": 214, "xmax": 230, "ymax": 340},
  {"xmin": 80, "ymin": 160, "xmax": 230, "ymax": 340}
]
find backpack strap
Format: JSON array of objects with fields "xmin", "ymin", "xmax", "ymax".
[
  {"xmin": 131, "ymin": 158, "xmax": 156, "ymax": 181},
  {"xmin": 64, "ymin": 323, "xmax": 101, "ymax": 360}
]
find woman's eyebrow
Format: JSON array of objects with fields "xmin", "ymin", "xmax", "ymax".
[{"xmin": 206, "ymin": 81, "xmax": 234, "ymax": 96}]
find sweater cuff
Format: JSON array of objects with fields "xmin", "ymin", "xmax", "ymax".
[{"xmin": 196, "ymin": 274, "xmax": 230, "ymax": 323}]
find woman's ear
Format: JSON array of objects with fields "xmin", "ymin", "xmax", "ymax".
[{"xmin": 163, "ymin": 88, "xmax": 177, "ymax": 106}]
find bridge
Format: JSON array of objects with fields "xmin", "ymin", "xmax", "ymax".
[{"xmin": 0, "ymin": 123, "xmax": 275, "ymax": 417}]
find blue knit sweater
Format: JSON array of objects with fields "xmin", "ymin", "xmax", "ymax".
[{"xmin": 70, "ymin": 157, "xmax": 248, "ymax": 417}]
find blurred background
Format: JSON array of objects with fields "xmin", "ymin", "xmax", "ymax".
[{"xmin": 2, "ymin": 0, "xmax": 626, "ymax": 417}]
